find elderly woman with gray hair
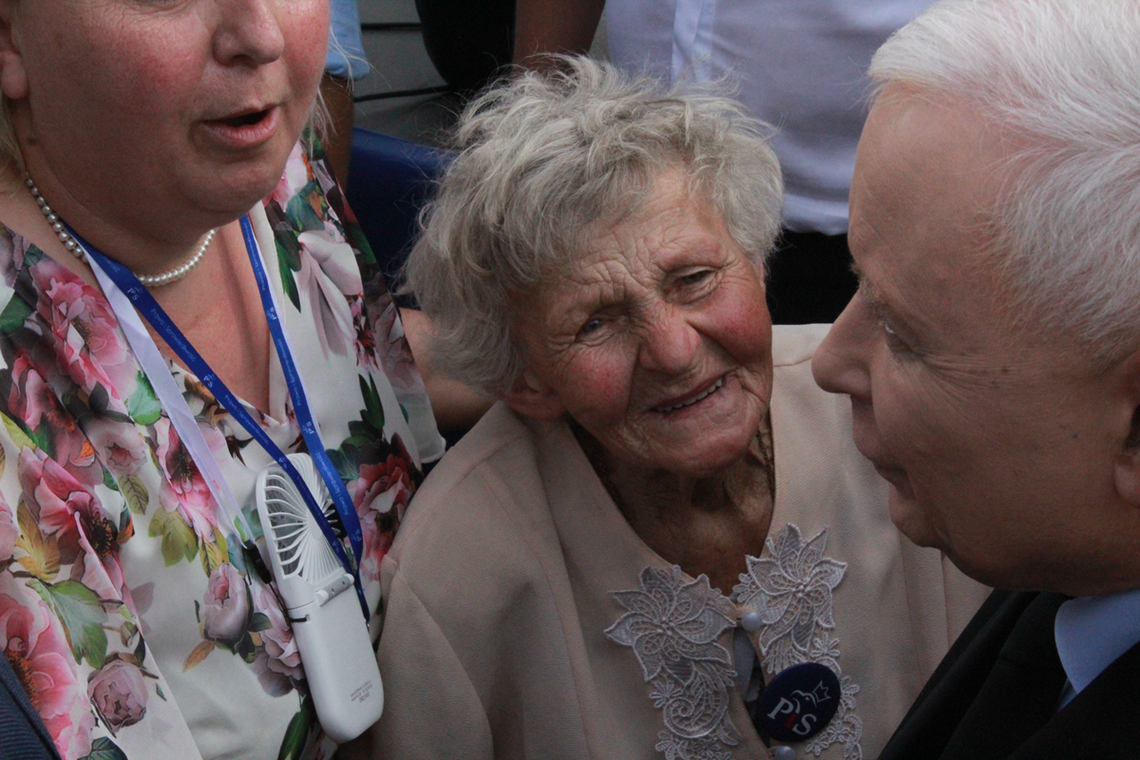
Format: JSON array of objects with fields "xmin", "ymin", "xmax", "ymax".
[{"xmin": 354, "ymin": 58, "xmax": 987, "ymax": 760}]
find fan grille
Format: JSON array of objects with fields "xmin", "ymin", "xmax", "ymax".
[{"xmin": 261, "ymin": 466, "xmax": 342, "ymax": 581}]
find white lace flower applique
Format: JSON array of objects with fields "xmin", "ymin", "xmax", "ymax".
[
  {"xmin": 735, "ymin": 524, "xmax": 863, "ymax": 759},
  {"xmin": 606, "ymin": 566, "xmax": 742, "ymax": 760}
]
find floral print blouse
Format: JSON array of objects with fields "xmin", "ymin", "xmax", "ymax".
[{"xmin": 0, "ymin": 140, "xmax": 444, "ymax": 760}]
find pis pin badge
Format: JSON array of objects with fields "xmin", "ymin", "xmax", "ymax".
[{"xmin": 754, "ymin": 662, "xmax": 841, "ymax": 744}]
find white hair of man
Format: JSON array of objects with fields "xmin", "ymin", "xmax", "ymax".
[
  {"xmin": 405, "ymin": 56, "xmax": 783, "ymax": 395},
  {"xmin": 870, "ymin": 0, "xmax": 1140, "ymax": 364}
]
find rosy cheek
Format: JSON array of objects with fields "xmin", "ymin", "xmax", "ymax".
[
  {"xmin": 561, "ymin": 352, "xmax": 633, "ymax": 426},
  {"xmin": 285, "ymin": 7, "xmax": 330, "ymax": 86},
  {"xmin": 714, "ymin": 286, "xmax": 773, "ymax": 366}
]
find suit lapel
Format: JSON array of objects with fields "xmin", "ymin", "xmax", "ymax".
[
  {"xmin": 883, "ymin": 589, "xmax": 1140, "ymax": 760},
  {"xmin": 879, "ymin": 590, "xmax": 1040, "ymax": 760},
  {"xmin": 939, "ymin": 592, "xmax": 1068, "ymax": 759},
  {"xmin": 1010, "ymin": 636, "xmax": 1140, "ymax": 760}
]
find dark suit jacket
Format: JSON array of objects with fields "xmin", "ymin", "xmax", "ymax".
[
  {"xmin": 0, "ymin": 654, "xmax": 61, "ymax": 760},
  {"xmin": 879, "ymin": 589, "xmax": 1140, "ymax": 760}
]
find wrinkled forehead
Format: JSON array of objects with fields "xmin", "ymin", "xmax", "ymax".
[
  {"xmin": 852, "ymin": 89, "xmax": 1011, "ymax": 261},
  {"xmin": 850, "ymin": 91, "xmax": 1020, "ymax": 344}
]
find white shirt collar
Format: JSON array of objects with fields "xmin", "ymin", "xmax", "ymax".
[{"xmin": 1054, "ymin": 588, "xmax": 1140, "ymax": 702}]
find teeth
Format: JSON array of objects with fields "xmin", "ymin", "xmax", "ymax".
[{"xmin": 655, "ymin": 377, "xmax": 724, "ymax": 413}]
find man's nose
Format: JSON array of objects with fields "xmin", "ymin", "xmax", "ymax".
[{"xmin": 812, "ymin": 293, "xmax": 875, "ymax": 400}]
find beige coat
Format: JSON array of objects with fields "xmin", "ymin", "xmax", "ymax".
[{"xmin": 364, "ymin": 324, "xmax": 988, "ymax": 760}]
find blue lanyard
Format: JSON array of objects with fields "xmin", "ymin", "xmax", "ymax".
[{"xmin": 72, "ymin": 218, "xmax": 370, "ymax": 622}]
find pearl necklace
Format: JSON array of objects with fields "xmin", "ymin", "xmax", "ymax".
[{"xmin": 25, "ymin": 178, "xmax": 215, "ymax": 288}]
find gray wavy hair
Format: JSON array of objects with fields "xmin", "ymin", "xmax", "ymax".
[
  {"xmin": 871, "ymin": 0, "xmax": 1140, "ymax": 364},
  {"xmin": 404, "ymin": 56, "xmax": 783, "ymax": 395}
]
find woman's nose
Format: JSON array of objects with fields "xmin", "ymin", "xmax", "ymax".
[
  {"xmin": 213, "ymin": 0, "xmax": 288, "ymax": 67},
  {"xmin": 638, "ymin": 306, "xmax": 702, "ymax": 376},
  {"xmin": 811, "ymin": 294, "xmax": 874, "ymax": 400}
]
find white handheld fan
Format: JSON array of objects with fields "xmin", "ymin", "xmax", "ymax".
[{"xmin": 255, "ymin": 453, "xmax": 383, "ymax": 742}]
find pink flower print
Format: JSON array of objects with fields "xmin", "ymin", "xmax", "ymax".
[
  {"xmin": 350, "ymin": 438, "xmax": 414, "ymax": 581},
  {"xmin": 17, "ymin": 448, "xmax": 129, "ymax": 602},
  {"xmin": 0, "ymin": 491, "xmax": 16, "ymax": 560},
  {"xmin": 270, "ymin": 141, "xmax": 311, "ymax": 208},
  {"xmin": 31, "ymin": 261, "xmax": 132, "ymax": 400},
  {"xmin": 154, "ymin": 418, "xmax": 219, "ymax": 541},
  {"xmin": 8, "ymin": 353, "xmax": 101, "ymax": 487},
  {"xmin": 0, "ymin": 593, "xmax": 94, "ymax": 759},
  {"xmin": 87, "ymin": 658, "xmax": 147, "ymax": 731},
  {"xmin": 201, "ymin": 563, "xmax": 250, "ymax": 645},
  {"xmin": 74, "ymin": 533, "xmax": 132, "ymax": 611},
  {"xmin": 251, "ymin": 583, "xmax": 304, "ymax": 696},
  {"xmin": 18, "ymin": 448, "xmax": 117, "ymax": 566},
  {"xmin": 0, "ymin": 231, "xmax": 19, "ymax": 287},
  {"xmin": 9, "ymin": 352, "xmax": 67, "ymax": 432},
  {"xmin": 85, "ymin": 416, "xmax": 149, "ymax": 478},
  {"xmin": 350, "ymin": 300, "xmax": 378, "ymax": 370},
  {"xmin": 295, "ymin": 232, "xmax": 359, "ymax": 358},
  {"xmin": 369, "ymin": 298, "xmax": 420, "ymax": 394}
]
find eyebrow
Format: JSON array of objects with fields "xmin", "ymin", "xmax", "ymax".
[{"xmin": 850, "ymin": 261, "xmax": 898, "ymax": 326}]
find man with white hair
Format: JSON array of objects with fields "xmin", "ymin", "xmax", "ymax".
[{"xmin": 812, "ymin": 0, "xmax": 1140, "ymax": 757}]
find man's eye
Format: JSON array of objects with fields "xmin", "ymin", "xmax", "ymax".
[{"xmin": 883, "ymin": 321, "xmax": 914, "ymax": 355}]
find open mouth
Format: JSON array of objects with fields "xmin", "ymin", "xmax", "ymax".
[
  {"xmin": 221, "ymin": 109, "xmax": 270, "ymax": 128},
  {"xmin": 654, "ymin": 377, "xmax": 724, "ymax": 413}
]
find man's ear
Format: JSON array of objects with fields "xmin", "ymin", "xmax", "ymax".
[
  {"xmin": 0, "ymin": 0, "xmax": 27, "ymax": 102},
  {"xmin": 1114, "ymin": 351, "xmax": 1140, "ymax": 507},
  {"xmin": 502, "ymin": 368, "xmax": 567, "ymax": 420}
]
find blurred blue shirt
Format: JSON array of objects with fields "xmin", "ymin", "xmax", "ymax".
[{"xmin": 327, "ymin": 0, "xmax": 371, "ymax": 81}]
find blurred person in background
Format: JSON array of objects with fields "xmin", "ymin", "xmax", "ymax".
[
  {"xmin": 322, "ymin": 0, "xmax": 370, "ymax": 184},
  {"xmin": 514, "ymin": 0, "xmax": 937, "ymax": 324}
]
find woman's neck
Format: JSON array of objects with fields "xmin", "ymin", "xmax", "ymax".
[
  {"xmin": 572, "ymin": 415, "xmax": 777, "ymax": 595},
  {"xmin": 0, "ymin": 173, "xmax": 273, "ymax": 413},
  {"xmin": 140, "ymin": 222, "xmax": 273, "ymax": 415},
  {"xmin": 18, "ymin": 149, "xmax": 224, "ymax": 276}
]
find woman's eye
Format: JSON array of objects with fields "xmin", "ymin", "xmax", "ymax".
[
  {"xmin": 680, "ymin": 270, "xmax": 712, "ymax": 286},
  {"xmin": 580, "ymin": 317, "xmax": 604, "ymax": 335}
]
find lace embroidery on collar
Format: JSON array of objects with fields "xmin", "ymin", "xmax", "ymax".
[
  {"xmin": 735, "ymin": 525, "xmax": 863, "ymax": 759},
  {"xmin": 606, "ymin": 566, "xmax": 743, "ymax": 760},
  {"xmin": 607, "ymin": 526, "xmax": 864, "ymax": 760}
]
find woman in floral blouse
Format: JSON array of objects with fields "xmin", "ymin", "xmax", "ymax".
[
  {"xmin": 0, "ymin": 2, "xmax": 443, "ymax": 759},
  {"xmin": 352, "ymin": 58, "xmax": 990, "ymax": 760}
]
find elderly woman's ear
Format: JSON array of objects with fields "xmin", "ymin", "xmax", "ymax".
[
  {"xmin": 0, "ymin": 0, "xmax": 26, "ymax": 102},
  {"xmin": 503, "ymin": 368, "xmax": 568, "ymax": 420},
  {"xmin": 1113, "ymin": 353, "xmax": 1140, "ymax": 508}
]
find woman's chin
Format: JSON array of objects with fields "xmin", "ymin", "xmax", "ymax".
[
  {"xmin": 635, "ymin": 424, "xmax": 761, "ymax": 479},
  {"xmin": 194, "ymin": 164, "xmax": 290, "ymax": 222},
  {"xmin": 649, "ymin": 409, "xmax": 764, "ymax": 477}
]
